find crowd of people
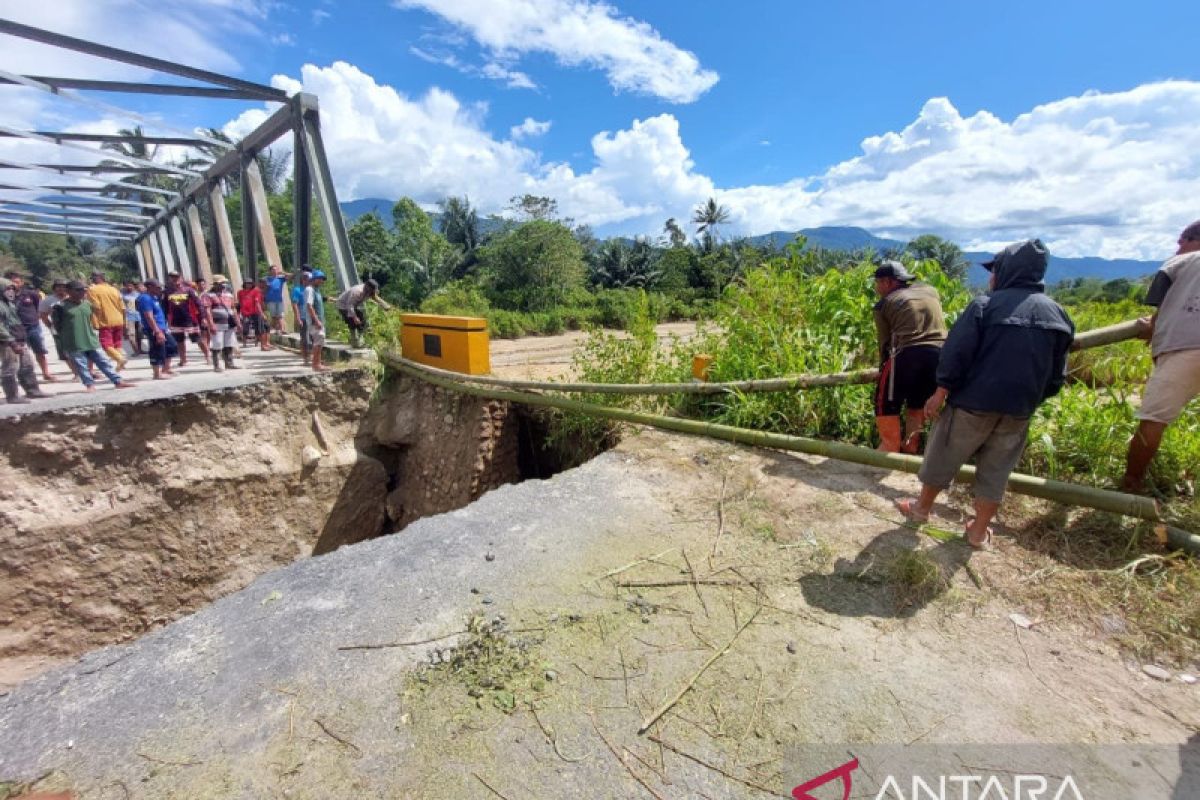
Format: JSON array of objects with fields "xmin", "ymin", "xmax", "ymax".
[
  {"xmin": 0, "ymin": 263, "xmax": 383, "ymax": 404},
  {"xmin": 874, "ymin": 221, "xmax": 1200, "ymax": 545},
  {"xmin": 3, "ymin": 224, "xmax": 1197, "ymax": 522}
]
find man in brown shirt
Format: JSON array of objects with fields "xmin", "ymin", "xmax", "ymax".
[{"xmin": 872, "ymin": 261, "xmax": 948, "ymax": 452}]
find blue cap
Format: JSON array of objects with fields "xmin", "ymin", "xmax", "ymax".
[{"xmin": 310, "ymin": 270, "xmax": 327, "ymax": 280}]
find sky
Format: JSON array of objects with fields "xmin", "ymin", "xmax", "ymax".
[{"xmin": 1, "ymin": 0, "xmax": 1198, "ymax": 259}]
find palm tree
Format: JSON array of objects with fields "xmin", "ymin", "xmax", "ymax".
[
  {"xmin": 438, "ymin": 195, "xmax": 482, "ymax": 278},
  {"xmin": 691, "ymin": 197, "xmax": 730, "ymax": 252},
  {"xmin": 97, "ymin": 126, "xmax": 177, "ymax": 214},
  {"xmin": 663, "ymin": 217, "xmax": 687, "ymax": 248}
]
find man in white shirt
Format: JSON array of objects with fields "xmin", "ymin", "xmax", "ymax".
[{"xmin": 1122, "ymin": 220, "xmax": 1200, "ymax": 492}]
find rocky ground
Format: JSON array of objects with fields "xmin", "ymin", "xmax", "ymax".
[{"xmin": 2, "ymin": 428, "xmax": 1196, "ymax": 798}]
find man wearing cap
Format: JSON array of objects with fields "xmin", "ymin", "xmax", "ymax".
[
  {"xmin": 872, "ymin": 260, "xmax": 947, "ymax": 453},
  {"xmin": 52, "ymin": 280, "xmax": 133, "ymax": 393},
  {"xmin": 1122, "ymin": 220, "xmax": 1200, "ymax": 492},
  {"xmin": 0, "ymin": 277, "xmax": 48, "ymax": 403},
  {"xmin": 291, "ymin": 269, "xmax": 312, "ymax": 365},
  {"xmin": 202, "ymin": 275, "xmax": 241, "ymax": 372},
  {"xmin": 335, "ymin": 278, "xmax": 381, "ymax": 348},
  {"xmin": 5, "ymin": 271, "xmax": 56, "ymax": 382},
  {"xmin": 304, "ymin": 270, "xmax": 329, "ymax": 372},
  {"xmin": 264, "ymin": 263, "xmax": 292, "ymax": 335},
  {"xmin": 87, "ymin": 271, "xmax": 128, "ymax": 371},
  {"xmin": 895, "ymin": 240, "xmax": 1074, "ymax": 548}
]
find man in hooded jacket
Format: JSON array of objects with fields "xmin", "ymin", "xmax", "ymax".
[{"xmin": 895, "ymin": 239, "xmax": 1074, "ymax": 548}]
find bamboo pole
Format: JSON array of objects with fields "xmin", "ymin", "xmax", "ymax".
[
  {"xmin": 385, "ymin": 354, "xmax": 1200, "ymax": 554},
  {"xmin": 392, "ymin": 317, "xmax": 1150, "ymax": 397},
  {"xmin": 1070, "ymin": 318, "xmax": 1150, "ymax": 351}
]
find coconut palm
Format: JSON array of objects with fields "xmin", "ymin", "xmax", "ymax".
[{"xmin": 691, "ymin": 197, "xmax": 730, "ymax": 252}]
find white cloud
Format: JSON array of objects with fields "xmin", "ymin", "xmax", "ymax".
[
  {"xmin": 393, "ymin": 0, "xmax": 718, "ymax": 103},
  {"xmin": 481, "ymin": 62, "xmax": 536, "ymax": 90},
  {"xmin": 410, "ymin": 46, "xmax": 537, "ymax": 90},
  {"xmin": 509, "ymin": 117, "xmax": 551, "ymax": 140},
  {"xmin": 719, "ymin": 82, "xmax": 1200, "ymax": 259},
  {"xmin": 224, "ymin": 63, "xmax": 1200, "ymax": 260},
  {"xmin": 272, "ymin": 32, "xmax": 297, "ymax": 46}
]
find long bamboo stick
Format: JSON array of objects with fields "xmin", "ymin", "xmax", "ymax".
[
  {"xmin": 385, "ymin": 355, "xmax": 1200, "ymax": 554},
  {"xmin": 395, "ymin": 317, "xmax": 1149, "ymax": 396}
]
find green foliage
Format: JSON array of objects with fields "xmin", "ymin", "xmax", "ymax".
[
  {"xmin": 589, "ymin": 238, "xmax": 662, "ymax": 289},
  {"xmin": 2, "ymin": 231, "xmax": 131, "ymax": 286},
  {"xmin": 1051, "ymin": 276, "xmax": 1148, "ymax": 305},
  {"xmin": 479, "ymin": 220, "xmax": 586, "ymax": 311},
  {"xmin": 905, "ymin": 234, "xmax": 969, "ymax": 282}
]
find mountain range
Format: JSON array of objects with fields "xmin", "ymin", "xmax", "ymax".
[{"xmin": 340, "ymin": 199, "xmax": 1161, "ymax": 285}]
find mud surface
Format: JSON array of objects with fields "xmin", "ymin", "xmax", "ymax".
[{"xmin": 3, "ymin": 430, "xmax": 1196, "ymax": 798}]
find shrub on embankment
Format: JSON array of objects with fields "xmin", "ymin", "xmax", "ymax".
[{"xmin": 564, "ymin": 257, "xmax": 1199, "ymax": 499}]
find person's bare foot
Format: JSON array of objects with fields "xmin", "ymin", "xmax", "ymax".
[
  {"xmin": 114, "ymin": 382, "xmax": 135, "ymax": 390},
  {"xmin": 154, "ymin": 375, "xmax": 169, "ymax": 380},
  {"xmin": 84, "ymin": 385, "xmax": 97, "ymax": 393},
  {"xmin": 312, "ymin": 365, "xmax": 332, "ymax": 372},
  {"xmin": 41, "ymin": 374, "xmax": 57, "ymax": 382}
]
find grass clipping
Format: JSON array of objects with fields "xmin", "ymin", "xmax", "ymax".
[{"xmin": 410, "ymin": 616, "xmax": 548, "ymax": 714}]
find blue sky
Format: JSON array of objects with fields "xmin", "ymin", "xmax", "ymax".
[{"xmin": 2, "ymin": 0, "xmax": 1198, "ymax": 258}]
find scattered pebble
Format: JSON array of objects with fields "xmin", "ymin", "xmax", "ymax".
[
  {"xmin": 1180, "ymin": 674, "xmax": 1197, "ymax": 685},
  {"xmin": 1142, "ymin": 664, "xmax": 1172, "ymax": 681},
  {"xmin": 481, "ymin": 597, "xmax": 494, "ymax": 605},
  {"xmin": 544, "ymin": 670, "xmax": 558, "ymax": 682},
  {"xmin": 786, "ymin": 642, "xmax": 797, "ymax": 655},
  {"xmin": 469, "ymin": 587, "xmax": 480, "ymax": 595},
  {"xmin": 485, "ymin": 552, "xmax": 495, "ymax": 562},
  {"xmin": 640, "ymin": 615, "xmax": 650, "ymax": 624}
]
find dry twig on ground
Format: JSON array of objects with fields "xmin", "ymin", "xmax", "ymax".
[{"xmin": 638, "ymin": 602, "xmax": 763, "ymax": 734}]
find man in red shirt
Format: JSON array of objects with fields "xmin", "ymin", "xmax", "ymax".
[{"xmin": 237, "ymin": 279, "xmax": 270, "ymax": 350}]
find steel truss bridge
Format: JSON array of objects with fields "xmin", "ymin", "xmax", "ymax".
[{"xmin": 0, "ymin": 18, "xmax": 359, "ymax": 290}]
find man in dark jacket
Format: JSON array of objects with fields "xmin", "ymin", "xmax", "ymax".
[
  {"xmin": 872, "ymin": 261, "xmax": 947, "ymax": 453},
  {"xmin": 0, "ymin": 277, "xmax": 48, "ymax": 404},
  {"xmin": 895, "ymin": 239, "xmax": 1074, "ymax": 547}
]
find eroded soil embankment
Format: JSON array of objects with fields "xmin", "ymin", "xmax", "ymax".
[{"xmin": 0, "ymin": 371, "xmax": 522, "ymax": 685}]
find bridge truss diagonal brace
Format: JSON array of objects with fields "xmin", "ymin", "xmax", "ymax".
[
  {"xmin": 297, "ymin": 98, "xmax": 358, "ymax": 290},
  {"xmin": 169, "ymin": 215, "xmax": 193, "ymax": 281},
  {"xmin": 209, "ymin": 184, "xmax": 242, "ymax": 290},
  {"xmin": 185, "ymin": 203, "xmax": 214, "ymax": 284},
  {"xmin": 134, "ymin": 237, "xmax": 148, "ymax": 280}
]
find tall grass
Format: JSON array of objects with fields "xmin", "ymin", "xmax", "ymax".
[{"xmin": 569, "ymin": 259, "xmax": 1200, "ymax": 495}]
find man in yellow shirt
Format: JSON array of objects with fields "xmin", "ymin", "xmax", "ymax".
[{"xmin": 87, "ymin": 271, "xmax": 127, "ymax": 370}]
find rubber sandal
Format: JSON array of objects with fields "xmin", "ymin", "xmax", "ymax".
[
  {"xmin": 963, "ymin": 517, "xmax": 994, "ymax": 550},
  {"xmin": 894, "ymin": 498, "xmax": 930, "ymax": 523}
]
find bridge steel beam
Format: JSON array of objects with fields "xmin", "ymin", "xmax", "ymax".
[
  {"xmin": 0, "ymin": 76, "xmax": 283, "ymax": 101},
  {"xmin": 0, "ymin": 209, "xmax": 141, "ymax": 230},
  {"xmin": 133, "ymin": 238, "xmax": 147, "ymax": 280},
  {"xmin": 186, "ymin": 203, "xmax": 214, "ymax": 284},
  {"xmin": 0, "ymin": 124, "xmax": 200, "ymax": 178},
  {"xmin": 209, "ymin": 184, "xmax": 243, "ymax": 290},
  {"xmin": 244, "ymin": 158, "xmax": 284, "ymax": 273},
  {"xmin": 0, "ymin": 222, "xmax": 132, "ymax": 239},
  {"xmin": 169, "ymin": 215, "xmax": 193, "ymax": 281},
  {"xmin": 0, "ymin": 19, "xmax": 288, "ymax": 101},
  {"xmin": 138, "ymin": 238, "xmax": 155, "ymax": 282},
  {"xmin": 0, "ymin": 198, "xmax": 150, "ymax": 223},
  {"xmin": 0, "ymin": 130, "xmax": 210, "ymax": 148},
  {"xmin": 240, "ymin": 161, "xmax": 258, "ymax": 281},
  {"xmin": 155, "ymin": 225, "xmax": 176, "ymax": 277},
  {"xmin": 297, "ymin": 95, "xmax": 358, "ymax": 290}
]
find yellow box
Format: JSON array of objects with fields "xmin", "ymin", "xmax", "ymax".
[{"xmin": 400, "ymin": 313, "xmax": 490, "ymax": 375}]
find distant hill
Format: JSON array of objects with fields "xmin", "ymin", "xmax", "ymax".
[
  {"xmin": 749, "ymin": 226, "xmax": 1159, "ymax": 285},
  {"xmin": 340, "ymin": 197, "xmax": 508, "ymax": 237},
  {"xmin": 338, "ymin": 202, "xmax": 1161, "ymax": 285}
]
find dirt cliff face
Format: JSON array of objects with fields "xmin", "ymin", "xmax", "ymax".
[{"xmin": 0, "ymin": 370, "xmax": 522, "ymax": 684}]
